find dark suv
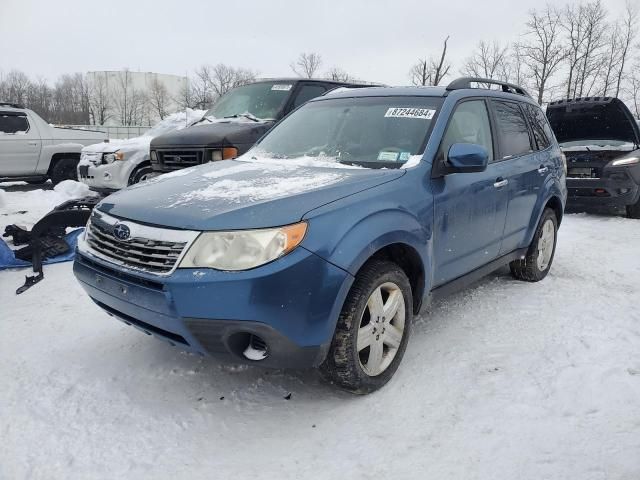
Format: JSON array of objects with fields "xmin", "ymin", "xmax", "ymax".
[
  {"xmin": 546, "ymin": 97, "xmax": 640, "ymax": 218},
  {"xmin": 150, "ymin": 78, "xmax": 370, "ymax": 173},
  {"xmin": 74, "ymin": 77, "xmax": 566, "ymax": 393}
]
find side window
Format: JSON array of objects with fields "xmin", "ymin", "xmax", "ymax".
[
  {"xmin": 493, "ymin": 101, "xmax": 533, "ymax": 159},
  {"xmin": 439, "ymin": 100, "xmax": 493, "ymax": 162},
  {"xmin": 292, "ymin": 85, "xmax": 327, "ymax": 109},
  {"xmin": 523, "ymin": 104, "xmax": 551, "ymax": 150},
  {"xmin": 0, "ymin": 113, "xmax": 30, "ymax": 134}
]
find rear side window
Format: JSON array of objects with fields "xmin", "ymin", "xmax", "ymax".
[
  {"xmin": 523, "ymin": 104, "xmax": 551, "ymax": 150},
  {"xmin": 439, "ymin": 100, "xmax": 493, "ymax": 162},
  {"xmin": 0, "ymin": 113, "xmax": 29, "ymax": 134},
  {"xmin": 292, "ymin": 84, "xmax": 327, "ymax": 109},
  {"xmin": 493, "ymin": 101, "xmax": 533, "ymax": 159}
]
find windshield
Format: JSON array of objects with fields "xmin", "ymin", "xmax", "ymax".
[
  {"xmin": 204, "ymin": 82, "xmax": 293, "ymax": 121},
  {"xmin": 250, "ymin": 96, "xmax": 442, "ymax": 169}
]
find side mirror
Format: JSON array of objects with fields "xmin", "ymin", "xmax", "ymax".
[{"xmin": 446, "ymin": 143, "xmax": 488, "ymax": 173}]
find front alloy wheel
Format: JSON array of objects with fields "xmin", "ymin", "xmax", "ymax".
[
  {"xmin": 357, "ymin": 282, "xmax": 406, "ymax": 376},
  {"xmin": 320, "ymin": 259, "xmax": 412, "ymax": 394}
]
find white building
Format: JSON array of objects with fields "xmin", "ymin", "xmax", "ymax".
[{"xmin": 86, "ymin": 70, "xmax": 188, "ymax": 126}]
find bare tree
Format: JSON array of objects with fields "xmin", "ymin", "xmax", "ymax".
[
  {"xmin": 88, "ymin": 72, "xmax": 111, "ymax": 125},
  {"xmin": 520, "ymin": 5, "xmax": 566, "ymax": 104},
  {"xmin": 326, "ymin": 67, "xmax": 353, "ymax": 82},
  {"xmin": 461, "ymin": 40, "xmax": 510, "ymax": 83},
  {"xmin": 3, "ymin": 70, "xmax": 31, "ymax": 105},
  {"xmin": 630, "ymin": 64, "xmax": 640, "ymax": 119},
  {"xmin": 614, "ymin": 1, "xmax": 638, "ymax": 97},
  {"xmin": 409, "ymin": 36, "xmax": 451, "ymax": 86},
  {"xmin": 574, "ymin": 0, "xmax": 608, "ymax": 98},
  {"xmin": 174, "ymin": 78, "xmax": 199, "ymax": 110},
  {"xmin": 148, "ymin": 76, "xmax": 170, "ymax": 120},
  {"xmin": 209, "ymin": 64, "xmax": 256, "ymax": 97},
  {"xmin": 561, "ymin": 2, "xmax": 588, "ymax": 98},
  {"xmin": 112, "ymin": 69, "xmax": 146, "ymax": 126},
  {"xmin": 290, "ymin": 52, "xmax": 323, "ymax": 78}
]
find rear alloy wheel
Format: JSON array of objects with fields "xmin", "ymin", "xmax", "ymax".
[
  {"xmin": 510, "ymin": 208, "xmax": 558, "ymax": 282},
  {"xmin": 320, "ymin": 259, "xmax": 412, "ymax": 394},
  {"xmin": 50, "ymin": 158, "xmax": 78, "ymax": 185}
]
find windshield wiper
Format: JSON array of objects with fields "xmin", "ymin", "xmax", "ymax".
[{"xmin": 223, "ymin": 113, "xmax": 261, "ymax": 122}]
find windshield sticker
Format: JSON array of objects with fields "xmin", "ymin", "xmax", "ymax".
[
  {"xmin": 271, "ymin": 84, "xmax": 292, "ymax": 91},
  {"xmin": 384, "ymin": 107, "xmax": 435, "ymax": 120},
  {"xmin": 378, "ymin": 151, "xmax": 400, "ymax": 162},
  {"xmin": 398, "ymin": 152, "xmax": 411, "ymax": 162}
]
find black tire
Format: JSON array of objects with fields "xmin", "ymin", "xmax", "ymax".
[
  {"xmin": 26, "ymin": 178, "xmax": 49, "ymax": 185},
  {"xmin": 320, "ymin": 259, "xmax": 413, "ymax": 394},
  {"xmin": 49, "ymin": 158, "xmax": 78, "ymax": 185},
  {"xmin": 510, "ymin": 208, "xmax": 558, "ymax": 282},
  {"xmin": 128, "ymin": 164, "xmax": 154, "ymax": 186},
  {"xmin": 626, "ymin": 198, "xmax": 640, "ymax": 219}
]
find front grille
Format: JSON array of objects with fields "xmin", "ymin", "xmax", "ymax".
[
  {"xmin": 159, "ymin": 149, "xmax": 205, "ymax": 170},
  {"xmin": 85, "ymin": 210, "xmax": 198, "ymax": 275}
]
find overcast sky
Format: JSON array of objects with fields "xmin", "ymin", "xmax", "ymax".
[{"xmin": 0, "ymin": 0, "xmax": 630, "ymax": 86}]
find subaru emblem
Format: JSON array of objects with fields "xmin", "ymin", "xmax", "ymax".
[{"xmin": 113, "ymin": 223, "xmax": 131, "ymax": 241}]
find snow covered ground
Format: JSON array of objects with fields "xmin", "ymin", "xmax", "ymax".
[{"xmin": 1, "ymin": 183, "xmax": 640, "ymax": 480}]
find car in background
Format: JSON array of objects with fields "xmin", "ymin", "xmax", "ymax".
[
  {"xmin": 149, "ymin": 79, "xmax": 375, "ymax": 173},
  {"xmin": 0, "ymin": 103, "xmax": 107, "ymax": 185},
  {"xmin": 546, "ymin": 97, "xmax": 640, "ymax": 218},
  {"xmin": 74, "ymin": 77, "xmax": 566, "ymax": 393},
  {"xmin": 77, "ymin": 109, "xmax": 205, "ymax": 193}
]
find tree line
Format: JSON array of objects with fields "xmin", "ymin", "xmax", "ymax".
[{"xmin": 1, "ymin": 0, "xmax": 638, "ymax": 125}]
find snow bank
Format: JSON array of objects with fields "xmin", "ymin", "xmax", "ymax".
[
  {"xmin": 53, "ymin": 179, "xmax": 92, "ymax": 198},
  {"xmin": 0, "ymin": 181, "xmax": 96, "ymax": 229},
  {"xmin": 1, "ymin": 212, "xmax": 640, "ymax": 479}
]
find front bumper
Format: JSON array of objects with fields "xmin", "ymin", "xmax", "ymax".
[
  {"xmin": 566, "ymin": 173, "xmax": 640, "ymax": 207},
  {"xmin": 73, "ymin": 246, "xmax": 353, "ymax": 369},
  {"xmin": 77, "ymin": 161, "xmax": 137, "ymax": 191}
]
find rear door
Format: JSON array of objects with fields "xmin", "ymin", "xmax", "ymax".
[
  {"xmin": 491, "ymin": 100, "xmax": 547, "ymax": 254},
  {"xmin": 0, "ymin": 111, "xmax": 42, "ymax": 175},
  {"xmin": 432, "ymin": 98, "xmax": 509, "ymax": 286}
]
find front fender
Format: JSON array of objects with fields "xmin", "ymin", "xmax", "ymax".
[{"xmin": 303, "ymin": 190, "xmax": 433, "ymax": 292}]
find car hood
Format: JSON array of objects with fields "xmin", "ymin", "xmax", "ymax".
[
  {"xmin": 546, "ymin": 97, "xmax": 640, "ymax": 146},
  {"xmin": 96, "ymin": 159, "xmax": 405, "ymax": 231},
  {"xmin": 82, "ymin": 136, "xmax": 152, "ymax": 154},
  {"xmin": 150, "ymin": 120, "xmax": 273, "ymax": 149}
]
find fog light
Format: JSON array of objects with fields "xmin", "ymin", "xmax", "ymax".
[{"xmin": 103, "ymin": 172, "xmax": 112, "ymax": 181}]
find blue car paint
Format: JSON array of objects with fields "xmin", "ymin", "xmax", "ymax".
[{"xmin": 73, "ymin": 86, "xmax": 567, "ymax": 368}]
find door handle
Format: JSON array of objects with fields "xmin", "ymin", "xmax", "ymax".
[
  {"xmin": 538, "ymin": 165, "xmax": 549, "ymax": 174},
  {"xmin": 493, "ymin": 178, "xmax": 508, "ymax": 188},
  {"xmin": 28, "ymin": 142, "xmax": 38, "ymax": 146}
]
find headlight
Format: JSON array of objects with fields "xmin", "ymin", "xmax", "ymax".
[
  {"xmin": 210, "ymin": 147, "xmax": 238, "ymax": 162},
  {"xmin": 611, "ymin": 156, "xmax": 639, "ymax": 167},
  {"xmin": 103, "ymin": 151, "xmax": 125, "ymax": 164},
  {"xmin": 179, "ymin": 222, "xmax": 307, "ymax": 271},
  {"xmin": 150, "ymin": 150, "xmax": 158, "ymax": 162}
]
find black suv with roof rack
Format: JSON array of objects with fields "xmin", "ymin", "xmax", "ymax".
[
  {"xmin": 546, "ymin": 97, "xmax": 640, "ymax": 218},
  {"xmin": 150, "ymin": 78, "xmax": 372, "ymax": 173}
]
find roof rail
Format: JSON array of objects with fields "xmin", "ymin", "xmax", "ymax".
[
  {"xmin": 0, "ymin": 102, "xmax": 25, "ymax": 109},
  {"xmin": 446, "ymin": 77, "xmax": 532, "ymax": 98}
]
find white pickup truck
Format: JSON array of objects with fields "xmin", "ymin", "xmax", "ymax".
[{"xmin": 0, "ymin": 103, "xmax": 107, "ymax": 185}]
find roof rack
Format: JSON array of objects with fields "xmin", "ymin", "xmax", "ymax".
[
  {"xmin": 446, "ymin": 77, "xmax": 531, "ymax": 98},
  {"xmin": 0, "ymin": 102, "xmax": 25, "ymax": 109}
]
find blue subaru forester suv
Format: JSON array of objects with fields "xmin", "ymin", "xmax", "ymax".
[{"xmin": 74, "ymin": 78, "xmax": 567, "ymax": 393}]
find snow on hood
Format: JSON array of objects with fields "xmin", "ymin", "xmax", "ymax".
[
  {"xmin": 97, "ymin": 157, "xmax": 405, "ymax": 231},
  {"xmin": 81, "ymin": 109, "xmax": 206, "ymax": 155}
]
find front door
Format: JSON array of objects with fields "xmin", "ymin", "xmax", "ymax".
[
  {"xmin": 0, "ymin": 111, "xmax": 41, "ymax": 175},
  {"xmin": 432, "ymin": 99, "xmax": 509, "ymax": 286}
]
